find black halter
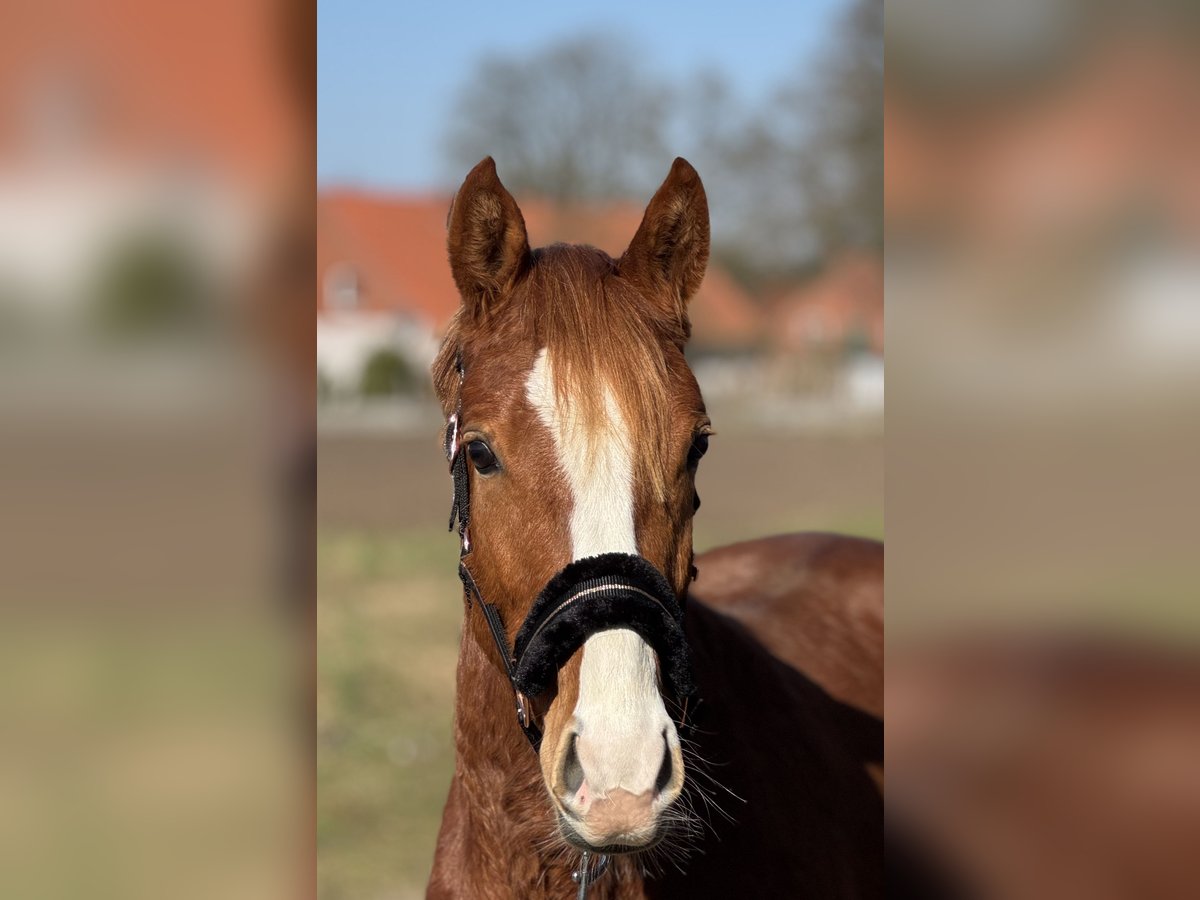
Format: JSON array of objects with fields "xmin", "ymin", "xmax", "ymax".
[{"xmin": 444, "ymin": 353, "xmax": 697, "ymax": 754}]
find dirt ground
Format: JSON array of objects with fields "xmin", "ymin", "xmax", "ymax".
[{"xmin": 317, "ymin": 425, "xmax": 884, "ymax": 549}]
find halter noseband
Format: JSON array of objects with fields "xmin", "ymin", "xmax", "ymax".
[{"xmin": 444, "ymin": 352, "xmax": 697, "ymax": 755}]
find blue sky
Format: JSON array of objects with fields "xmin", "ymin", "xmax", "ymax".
[{"xmin": 318, "ymin": 0, "xmax": 847, "ymax": 192}]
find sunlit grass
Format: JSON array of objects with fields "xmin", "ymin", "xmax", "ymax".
[{"xmin": 317, "ymin": 529, "xmax": 461, "ymax": 900}]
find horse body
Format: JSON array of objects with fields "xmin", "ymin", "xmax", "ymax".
[
  {"xmin": 426, "ymin": 157, "xmax": 882, "ymax": 898},
  {"xmin": 692, "ymin": 534, "xmax": 883, "ymax": 718}
]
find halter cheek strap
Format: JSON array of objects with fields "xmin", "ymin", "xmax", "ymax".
[
  {"xmin": 457, "ymin": 560, "xmax": 546, "ymax": 750},
  {"xmin": 446, "ymin": 353, "xmax": 544, "ymax": 750},
  {"xmin": 445, "ymin": 355, "xmax": 471, "ymax": 554}
]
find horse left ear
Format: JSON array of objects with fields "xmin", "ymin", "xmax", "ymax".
[
  {"xmin": 620, "ymin": 157, "xmax": 710, "ymax": 314},
  {"xmin": 447, "ymin": 157, "xmax": 531, "ymax": 316}
]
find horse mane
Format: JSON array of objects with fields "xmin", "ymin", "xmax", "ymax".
[{"xmin": 435, "ymin": 242, "xmax": 696, "ymax": 503}]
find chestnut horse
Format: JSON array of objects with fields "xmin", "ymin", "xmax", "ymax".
[{"xmin": 427, "ymin": 158, "xmax": 882, "ymax": 899}]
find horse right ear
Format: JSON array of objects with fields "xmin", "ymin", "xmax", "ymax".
[
  {"xmin": 447, "ymin": 157, "xmax": 530, "ymax": 316},
  {"xmin": 620, "ymin": 157, "xmax": 710, "ymax": 316}
]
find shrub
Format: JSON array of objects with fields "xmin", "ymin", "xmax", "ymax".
[
  {"xmin": 360, "ymin": 347, "xmax": 418, "ymax": 397},
  {"xmin": 91, "ymin": 232, "xmax": 211, "ymax": 337}
]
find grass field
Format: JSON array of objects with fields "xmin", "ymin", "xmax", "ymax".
[
  {"xmin": 317, "ymin": 423, "xmax": 882, "ymax": 899},
  {"xmin": 317, "ymin": 528, "xmax": 460, "ymax": 900}
]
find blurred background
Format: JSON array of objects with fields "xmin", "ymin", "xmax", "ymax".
[
  {"xmin": 317, "ymin": 1, "xmax": 881, "ymax": 897},
  {"xmin": 1, "ymin": 1, "xmax": 313, "ymax": 898},
  {"xmin": 886, "ymin": 1, "xmax": 1200, "ymax": 897},
  {"xmin": 9, "ymin": 0, "xmax": 1196, "ymax": 898}
]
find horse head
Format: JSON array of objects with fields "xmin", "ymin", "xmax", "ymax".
[{"xmin": 434, "ymin": 156, "xmax": 711, "ymax": 854}]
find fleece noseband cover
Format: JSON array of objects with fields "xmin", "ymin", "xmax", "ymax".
[{"xmin": 512, "ymin": 552, "xmax": 696, "ymax": 701}]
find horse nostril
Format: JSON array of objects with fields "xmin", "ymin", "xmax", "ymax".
[
  {"xmin": 562, "ymin": 732, "xmax": 584, "ymax": 795},
  {"xmin": 654, "ymin": 732, "xmax": 673, "ymax": 795}
]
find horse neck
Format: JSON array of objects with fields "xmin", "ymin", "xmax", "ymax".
[
  {"xmin": 445, "ymin": 619, "xmax": 559, "ymax": 883},
  {"xmin": 452, "ymin": 619, "xmax": 538, "ymax": 773}
]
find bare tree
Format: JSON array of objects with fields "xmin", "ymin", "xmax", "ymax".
[
  {"xmin": 799, "ymin": 0, "xmax": 883, "ymax": 255},
  {"xmin": 712, "ymin": 0, "xmax": 883, "ymax": 282},
  {"xmin": 441, "ymin": 4, "xmax": 882, "ymax": 285},
  {"xmin": 443, "ymin": 36, "xmax": 670, "ymax": 203}
]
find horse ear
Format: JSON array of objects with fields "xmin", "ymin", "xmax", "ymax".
[
  {"xmin": 447, "ymin": 157, "xmax": 530, "ymax": 314},
  {"xmin": 621, "ymin": 157, "xmax": 710, "ymax": 313}
]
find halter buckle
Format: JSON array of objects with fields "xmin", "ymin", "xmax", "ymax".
[
  {"xmin": 571, "ymin": 851, "xmax": 610, "ymax": 897},
  {"xmin": 514, "ymin": 691, "xmax": 531, "ymax": 728},
  {"xmin": 444, "ymin": 412, "xmax": 459, "ymax": 464}
]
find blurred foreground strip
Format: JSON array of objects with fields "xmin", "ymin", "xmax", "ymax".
[
  {"xmin": 889, "ymin": 639, "xmax": 1200, "ymax": 898},
  {"xmin": 0, "ymin": 1, "xmax": 312, "ymax": 898},
  {"xmin": 887, "ymin": 1, "xmax": 1200, "ymax": 896}
]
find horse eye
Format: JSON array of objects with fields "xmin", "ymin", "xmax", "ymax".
[
  {"xmin": 687, "ymin": 432, "xmax": 709, "ymax": 467},
  {"xmin": 467, "ymin": 440, "xmax": 499, "ymax": 474}
]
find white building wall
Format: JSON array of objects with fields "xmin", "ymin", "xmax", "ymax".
[{"xmin": 316, "ymin": 311, "xmax": 439, "ymax": 394}]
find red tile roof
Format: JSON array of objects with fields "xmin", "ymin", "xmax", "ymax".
[
  {"xmin": 3, "ymin": 0, "xmax": 302, "ymax": 185},
  {"xmin": 772, "ymin": 253, "xmax": 884, "ymax": 353},
  {"xmin": 318, "ymin": 191, "xmax": 459, "ymax": 326},
  {"xmin": 688, "ymin": 264, "xmax": 763, "ymax": 349}
]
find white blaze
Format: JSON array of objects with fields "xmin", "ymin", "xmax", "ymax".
[
  {"xmin": 524, "ymin": 349, "xmax": 637, "ymax": 559},
  {"xmin": 525, "ymin": 348, "xmax": 674, "ymax": 797}
]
